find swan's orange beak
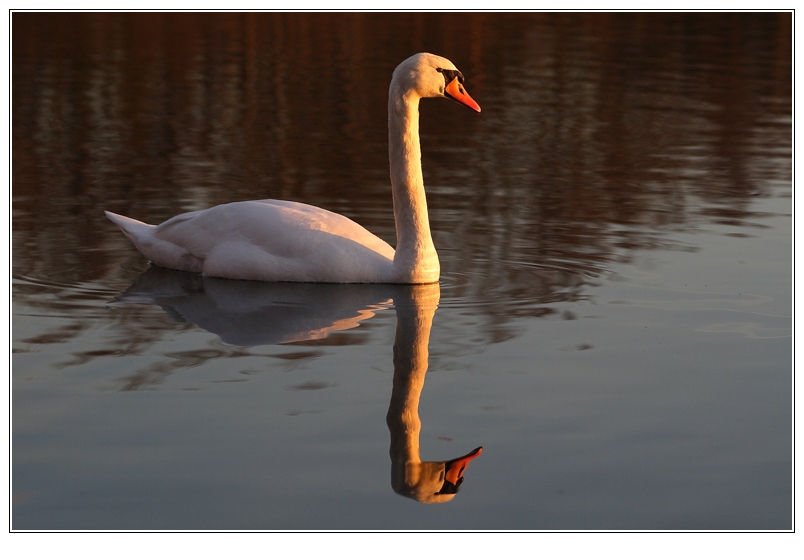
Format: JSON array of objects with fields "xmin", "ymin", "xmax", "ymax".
[
  {"xmin": 444, "ymin": 446, "xmax": 483, "ymax": 486},
  {"xmin": 445, "ymin": 77, "xmax": 481, "ymax": 113}
]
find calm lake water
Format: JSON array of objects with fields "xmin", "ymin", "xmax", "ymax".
[{"xmin": 12, "ymin": 12, "xmax": 792, "ymax": 530}]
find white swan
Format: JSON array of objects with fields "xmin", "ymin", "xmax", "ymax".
[{"xmin": 105, "ymin": 53, "xmax": 480, "ymax": 284}]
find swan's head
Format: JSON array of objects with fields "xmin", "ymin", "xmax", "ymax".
[{"xmin": 392, "ymin": 53, "xmax": 481, "ymax": 113}]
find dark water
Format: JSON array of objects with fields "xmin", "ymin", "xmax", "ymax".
[{"xmin": 12, "ymin": 12, "xmax": 792, "ymax": 530}]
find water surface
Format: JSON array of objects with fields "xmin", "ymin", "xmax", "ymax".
[{"xmin": 12, "ymin": 12, "xmax": 792, "ymax": 530}]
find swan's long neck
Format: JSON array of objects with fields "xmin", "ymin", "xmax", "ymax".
[{"xmin": 388, "ymin": 85, "xmax": 439, "ymax": 284}]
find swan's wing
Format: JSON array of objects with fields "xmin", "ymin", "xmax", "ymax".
[{"xmin": 152, "ymin": 200, "xmax": 396, "ymax": 282}]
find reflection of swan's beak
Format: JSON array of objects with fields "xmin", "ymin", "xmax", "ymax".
[
  {"xmin": 438, "ymin": 446, "xmax": 484, "ymax": 495},
  {"xmin": 445, "ymin": 77, "xmax": 481, "ymax": 113}
]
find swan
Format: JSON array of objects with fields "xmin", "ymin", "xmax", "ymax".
[{"xmin": 105, "ymin": 53, "xmax": 480, "ymax": 283}]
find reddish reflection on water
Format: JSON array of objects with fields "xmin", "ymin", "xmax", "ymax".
[{"xmin": 14, "ymin": 12, "xmax": 791, "ymax": 352}]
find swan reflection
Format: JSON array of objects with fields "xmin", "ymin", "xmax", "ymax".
[
  {"xmin": 114, "ymin": 266, "xmax": 483, "ymax": 502},
  {"xmin": 388, "ymin": 283, "xmax": 483, "ymax": 503},
  {"xmin": 113, "ymin": 265, "xmax": 395, "ymax": 345}
]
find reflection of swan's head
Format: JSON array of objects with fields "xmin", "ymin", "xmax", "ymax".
[
  {"xmin": 393, "ymin": 53, "xmax": 481, "ymax": 112},
  {"xmin": 392, "ymin": 447, "xmax": 484, "ymax": 504}
]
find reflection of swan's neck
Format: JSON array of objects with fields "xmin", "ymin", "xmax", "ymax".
[
  {"xmin": 388, "ymin": 84, "xmax": 438, "ymax": 283},
  {"xmin": 387, "ymin": 287, "xmax": 437, "ymax": 460}
]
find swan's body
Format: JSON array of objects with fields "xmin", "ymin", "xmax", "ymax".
[
  {"xmin": 105, "ymin": 53, "xmax": 480, "ymax": 283},
  {"xmin": 106, "ymin": 199, "xmax": 397, "ymax": 282}
]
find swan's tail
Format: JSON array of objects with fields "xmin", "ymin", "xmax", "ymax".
[
  {"xmin": 104, "ymin": 210, "xmax": 156, "ymax": 245},
  {"xmin": 104, "ymin": 210, "xmax": 203, "ymax": 273}
]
